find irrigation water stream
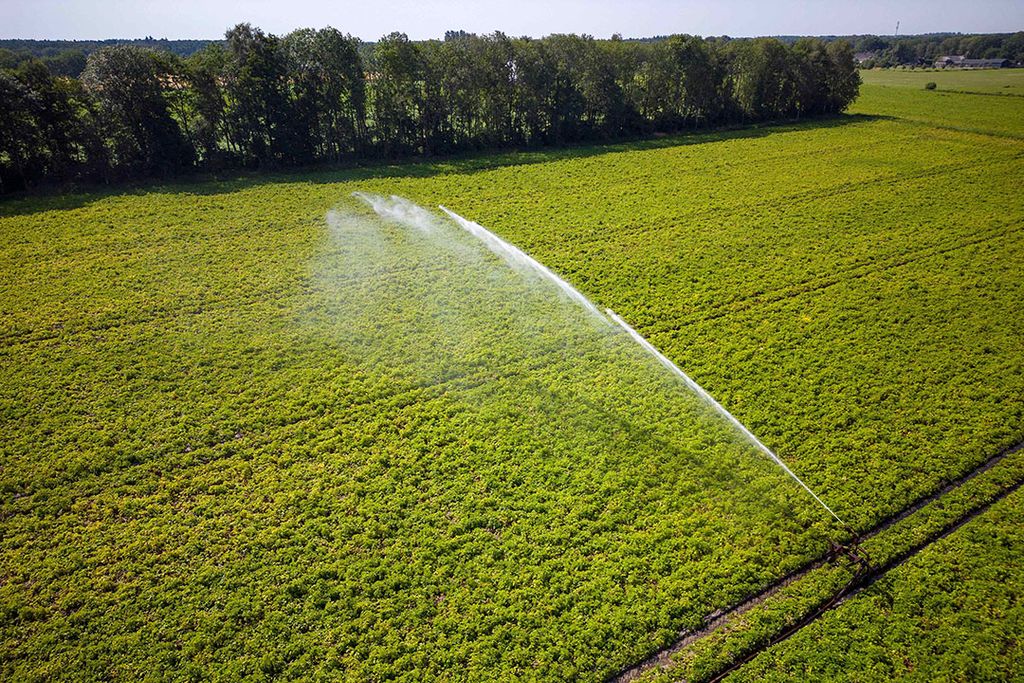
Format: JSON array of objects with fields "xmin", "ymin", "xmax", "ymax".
[
  {"xmin": 604, "ymin": 309, "xmax": 847, "ymax": 527},
  {"xmin": 357, "ymin": 193, "xmax": 847, "ymax": 528}
]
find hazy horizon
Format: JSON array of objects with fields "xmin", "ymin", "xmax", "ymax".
[{"xmin": 2, "ymin": 0, "xmax": 1022, "ymax": 42}]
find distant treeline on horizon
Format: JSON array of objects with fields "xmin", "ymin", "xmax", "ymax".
[
  {"xmin": 4, "ymin": 24, "xmax": 867, "ymax": 193},
  {"xmin": 3, "ymin": 31, "xmax": 1023, "ymax": 65}
]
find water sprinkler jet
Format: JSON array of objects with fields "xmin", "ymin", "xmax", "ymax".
[
  {"xmin": 353, "ymin": 193, "xmax": 851, "ymax": 537},
  {"xmin": 605, "ymin": 307, "xmax": 849, "ymax": 530},
  {"xmin": 438, "ymin": 205, "xmax": 606, "ymax": 320}
]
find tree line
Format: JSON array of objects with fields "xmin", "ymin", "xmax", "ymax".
[
  {"xmin": 0, "ymin": 37, "xmax": 216, "ymax": 60},
  {"xmin": 0, "ymin": 25, "xmax": 860, "ymax": 193},
  {"xmin": 847, "ymin": 32, "xmax": 1024, "ymax": 67}
]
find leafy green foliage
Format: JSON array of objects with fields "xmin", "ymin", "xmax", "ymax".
[
  {"xmin": 81, "ymin": 46, "xmax": 194, "ymax": 174},
  {"xmin": 1, "ymin": 73, "xmax": 1022, "ymax": 680},
  {"xmin": 0, "ymin": 27, "xmax": 860, "ymax": 192},
  {"xmin": 727, "ymin": 487, "xmax": 1024, "ymax": 681}
]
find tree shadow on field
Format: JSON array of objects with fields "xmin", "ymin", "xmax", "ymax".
[{"xmin": 0, "ymin": 114, "xmax": 890, "ymax": 219}]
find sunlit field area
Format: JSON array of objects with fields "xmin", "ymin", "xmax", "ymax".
[
  {"xmin": 860, "ymin": 66, "xmax": 1024, "ymax": 94},
  {"xmin": 2, "ymin": 71, "xmax": 1022, "ymax": 681}
]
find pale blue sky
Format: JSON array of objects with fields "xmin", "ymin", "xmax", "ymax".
[{"xmin": 2, "ymin": 0, "xmax": 1022, "ymax": 40}]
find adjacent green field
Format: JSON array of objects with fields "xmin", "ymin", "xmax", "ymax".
[
  {"xmin": 860, "ymin": 67, "xmax": 1024, "ymax": 95},
  {"xmin": 851, "ymin": 77, "xmax": 1024, "ymax": 138},
  {"xmin": 2, "ymin": 78, "xmax": 1022, "ymax": 680}
]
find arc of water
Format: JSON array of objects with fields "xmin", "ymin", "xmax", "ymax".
[
  {"xmin": 356, "ymin": 195, "xmax": 846, "ymax": 528},
  {"xmin": 605, "ymin": 308, "xmax": 847, "ymax": 527},
  {"xmin": 438, "ymin": 205, "xmax": 605, "ymax": 320}
]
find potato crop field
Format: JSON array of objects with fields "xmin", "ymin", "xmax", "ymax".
[{"xmin": 2, "ymin": 72, "xmax": 1023, "ymax": 681}]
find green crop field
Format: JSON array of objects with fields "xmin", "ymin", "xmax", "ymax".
[
  {"xmin": 2, "ymin": 73, "xmax": 1023, "ymax": 681},
  {"xmin": 728, "ymin": 486, "xmax": 1024, "ymax": 682}
]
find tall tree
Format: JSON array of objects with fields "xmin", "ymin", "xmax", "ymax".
[
  {"xmin": 221, "ymin": 23, "xmax": 302, "ymax": 166},
  {"xmin": 0, "ymin": 70, "xmax": 41, "ymax": 191},
  {"xmin": 185, "ymin": 44, "xmax": 230, "ymax": 167},
  {"xmin": 474, "ymin": 32, "xmax": 517, "ymax": 146},
  {"xmin": 634, "ymin": 40, "xmax": 686, "ymax": 130},
  {"xmin": 792, "ymin": 38, "xmax": 831, "ymax": 116},
  {"xmin": 535, "ymin": 35, "xmax": 588, "ymax": 143},
  {"xmin": 728, "ymin": 38, "xmax": 799, "ymax": 120},
  {"xmin": 670, "ymin": 36, "xmax": 725, "ymax": 127},
  {"xmin": 602, "ymin": 36, "xmax": 647, "ymax": 136},
  {"xmin": 416, "ymin": 40, "xmax": 455, "ymax": 153},
  {"xmin": 282, "ymin": 27, "xmax": 366, "ymax": 161},
  {"xmin": 371, "ymin": 33, "xmax": 423, "ymax": 155},
  {"xmin": 824, "ymin": 41, "xmax": 860, "ymax": 114},
  {"xmin": 511, "ymin": 38, "xmax": 556, "ymax": 145},
  {"xmin": 81, "ymin": 45, "xmax": 193, "ymax": 176},
  {"xmin": 2, "ymin": 25, "xmax": 864, "ymax": 193}
]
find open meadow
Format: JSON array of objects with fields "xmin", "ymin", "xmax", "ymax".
[
  {"xmin": 860, "ymin": 66, "xmax": 1024, "ymax": 95},
  {"xmin": 2, "ymin": 72, "xmax": 1023, "ymax": 680}
]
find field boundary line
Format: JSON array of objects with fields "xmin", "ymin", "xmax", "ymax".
[
  {"xmin": 699, "ymin": 472, "xmax": 1024, "ymax": 683},
  {"xmin": 611, "ymin": 438, "xmax": 1024, "ymax": 682},
  {"xmin": 935, "ymin": 89, "xmax": 1024, "ymax": 99}
]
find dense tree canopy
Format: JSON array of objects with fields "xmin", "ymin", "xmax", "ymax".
[
  {"xmin": 0, "ymin": 25, "xmax": 862, "ymax": 193},
  {"xmin": 846, "ymin": 32, "xmax": 1024, "ymax": 67},
  {"xmin": 81, "ymin": 45, "xmax": 194, "ymax": 175}
]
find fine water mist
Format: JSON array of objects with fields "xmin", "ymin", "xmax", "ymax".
[
  {"xmin": 352, "ymin": 192, "xmax": 441, "ymax": 236},
  {"xmin": 604, "ymin": 310, "xmax": 847, "ymax": 526},
  {"xmin": 432, "ymin": 201, "xmax": 846, "ymax": 527},
  {"xmin": 438, "ymin": 205, "xmax": 606, "ymax": 320},
  {"xmin": 328, "ymin": 192, "xmax": 844, "ymax": 532},
  {"xmin": 296, "ymin": 191, "xmax": 856, "ymax": 675}
]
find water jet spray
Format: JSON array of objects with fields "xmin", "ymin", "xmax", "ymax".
[
  {"xmin": 355, "ymin": 193, "xmax": 852, "ymax": 537},
  {"xmin": 439, "ymin": 205, "xmax": 606, "ymax": 320},
  {"xmin": 603, "ymin": 309, "xmax": 848, "ymax": 528}
]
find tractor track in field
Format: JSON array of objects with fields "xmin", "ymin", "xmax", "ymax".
[
  {"xmin": 611, "ymin": 438, "xmax": 1024, "ymax": 683},
  {"xmin": 699, "ymin": 473, "xmax": 1024, "ymax": 683},
  {"xmin": 645, "ymin": 221, "xmax": 1024, "ymax": 337}
]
